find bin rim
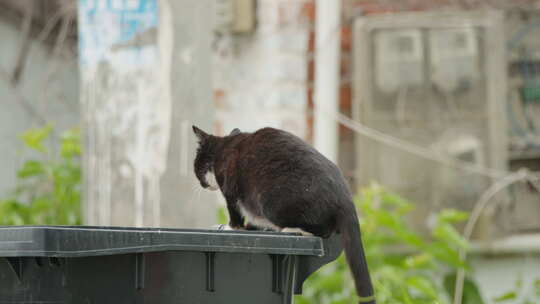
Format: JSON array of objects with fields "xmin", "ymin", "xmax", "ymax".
[{"xmin": 0, "ymin": 225, "xmax": 325, "ymax": 258}]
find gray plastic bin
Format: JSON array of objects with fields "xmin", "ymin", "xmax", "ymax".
[{"xmin": 0, "ymin": 226, "xmax": 342, "ymax": 304}]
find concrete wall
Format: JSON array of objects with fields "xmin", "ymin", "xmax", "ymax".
[
  {"xmin": 0, "ymin": 16, "xmax": 79, "ymax": 196},
  {"xmin": 213, "ymin": 0, "xmax": 312, "ymax": 139},
  {"xmin": 79, "ymin": 0, "xmax": 218, "ymax": 228}
]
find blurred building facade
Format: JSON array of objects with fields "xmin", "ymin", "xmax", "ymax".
[
  {"xmin": 211, "ymin": 1, "xmax": 540, "ymax": 302},
  {"xmin": 1, "ymin": 1, "xmax": 540, "ymax": 302},
  {"xmin": 211, "ymin": 0, "xmax": 540, "ymax": 234}
]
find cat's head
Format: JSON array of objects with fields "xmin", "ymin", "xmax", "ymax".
[{"xmin": 192, "ymin": 126, "xmax": 241, "ymax": 191}]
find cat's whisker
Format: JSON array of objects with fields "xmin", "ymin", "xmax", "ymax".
[
  {"xmin": 190, "ymin": 183, "xmax": 203, "ymax": 205},
  {"xmin": 197, "ymin": 186, "xmax": 203, "ymax": 202},
  {"xmin": 192, "ymin": 184, "xmax": 201, "ymax": 202}
]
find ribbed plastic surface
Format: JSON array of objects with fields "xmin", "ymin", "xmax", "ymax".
[
  {"xmin": 0, "ymin": 226, "xmax": 341, "ymax": 304},
  {"xmin": 0, "ymin": 226, "xmax": 325, "ymax": 257}
]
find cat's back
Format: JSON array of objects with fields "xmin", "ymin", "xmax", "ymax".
[
  {"xmin": 249, "ymin": 127, "xmax": 318, "ymax": 156},
  {"xmin": 240, "ymin": 127, "xmax": 340, "ymax": 176},
  {"xmin": 237, "ymin": 128, "xmax": 351, "ymax": 209}
]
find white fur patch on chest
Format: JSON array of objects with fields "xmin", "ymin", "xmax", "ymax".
[
  {"xmin": 204, "ymin": 171, "xmax": 219, "ymax": 191},
  {"xmin": 238, "ymin": 204, "xmax": 280, "ymax": 230}
]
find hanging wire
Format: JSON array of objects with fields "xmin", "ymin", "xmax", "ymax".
[{"xmin": 453, "ymin": 169, "xmax": 534, "ymax": 304}]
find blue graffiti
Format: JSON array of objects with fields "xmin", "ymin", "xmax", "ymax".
[
  {"xmin": 78, "ymin": 0, "xmax": 158, "ymax": 66},
  {"xmin": 79, "ymin": 0, "xmax": 157, "ymax": 13}
]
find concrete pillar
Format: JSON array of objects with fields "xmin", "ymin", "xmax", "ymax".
[
  {"xmin": 313, "ymin": 0, "xmax": 341, "ymax": 163},
  {"xmin": 78, "ymin": 0, "xmax": 217, "ymax": 228}
]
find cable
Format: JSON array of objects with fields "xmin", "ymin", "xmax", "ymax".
[
  {"xmin": 318, "ymin": 107, "xmax": 511, "ymax": 179},
  {"xmin": 453, "ymin": 169, "xmax": 532, "ymax": 304},
  {"xmin": 395, "ymin": 85, "xmax": 409, "ymax": 126}
]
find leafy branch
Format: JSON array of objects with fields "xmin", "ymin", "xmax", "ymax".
[{"xmin": 0, "ymin": 125, "xmax": 82, "ymax": 226}]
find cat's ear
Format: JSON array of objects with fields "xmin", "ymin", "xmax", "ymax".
[
  {"xmin": 230, "ymin": 128, "xmax": 241, "ymax": 136},
  {"xmin": 192, "ymin": 125, "xmax": 209, "ymax": 142}
]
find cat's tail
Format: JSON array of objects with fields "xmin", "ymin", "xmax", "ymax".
[{"xmin": 339, "ymin": 206, "xmax": 376, "ymax": 304}]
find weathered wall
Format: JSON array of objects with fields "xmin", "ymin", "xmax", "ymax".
[
  {"xmin": 213, "ymin": 0, "xmax": 312, "ymax": 139},
  {"xmin": 341, "ymin": 2, "xmax": 540, "ymax": 303},
  {"xmin": 0, "ymin": 16, "xmax": 79, "ymax": 196},
  {"xmin": 79, "ymin": 0, "xmax": 218, "ymax": 228}
]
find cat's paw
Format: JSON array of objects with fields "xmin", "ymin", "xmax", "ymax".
[
  {"xmin": 213, "ymin": 224, "xmax": 234, "ymax": 231},
  {"xmin": 229, "ymin": 223, "xmax": 246, "ymax": 230},
  {"xmin": 245, "ymin": 223, "xmax": 262, "ymax": 231},
  {"xmin": 216, "ymin": 224, "xmax": 248, "ymax": 231},
  {"xmin": 281, "ymin": 227, "xmax": 313, "ymax": 236}
]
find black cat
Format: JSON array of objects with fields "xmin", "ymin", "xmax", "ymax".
[{"xmin": 193, "ymin": 126, "xmax": 375, "ymax": 304}]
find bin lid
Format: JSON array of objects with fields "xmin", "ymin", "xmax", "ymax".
[{"xmin": 0, "ymin": 226, "xmax": 325, "ymax": 257}]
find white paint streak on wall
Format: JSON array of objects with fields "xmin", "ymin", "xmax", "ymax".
[
  {"xmin": 180, "ymin": 120, "xmax": 190, "ymax": 177},
  {"xmin": 83, "ymin": 81, "xmax": 95, "ymax": 225},
  {"xmin": 134, "ymin": 83, "xmax": 145, "ymax": 227},
  {"xmin": 153, "ymin": 0, "xmax": 174, "ymax": 227},
  {"xmin": 79, "ymin": 0, "xmax": 173, "ymax": 227},
  {"xmin": 213, "ymin": 0, "xmax": 310, "ymax": 138},
  {"xmin": 103, "ymin": 112, "xmax": 112, "ymax": 225}
]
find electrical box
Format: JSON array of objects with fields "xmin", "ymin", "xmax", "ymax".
[
  {"xmin": 374, "ymin": 29, "xmax": 424, "ymax": 93},
  {"xmin": 215, "ymin": 0, "xmax": 256, "ymax": 34},
  {"xmin": 429, "ymin": 28, "xmax": 480, "ymax": 93},
  {"xmin": 431, "ymin": 133, "xmax": 488, "ymax": 214},
  {"xmin": 505, "ymin": 10, "xmax": 540, "ymax": 232},
  {"xmin": 352, "ymin": 11, "xmax": 507, "ymax": 238}
]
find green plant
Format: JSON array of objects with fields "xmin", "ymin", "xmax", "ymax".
[
  {"xmin": 0, "ymin": 125, "xmax": 82, "ymax": 225},
  {"xmin": 294, "ymin": 183, "xmax": 484, "ymax": 304},
  {"xmin": 493, "ymin": 277, "xmax": 540, "ymax": 304}
]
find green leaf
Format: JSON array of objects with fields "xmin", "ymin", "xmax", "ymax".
[
  {"xmin": 488, "ymin": 275, "xmax": 526, "ymax": 303},
  {"xmin": 381, "ymin": 191, "xmax": 412, "ymax": 209},
  {"xmin": 438, "ymin": 209, "xmax": 469, "ymax": 223},
  {"xmin": 406, "ymin": 276, "xmax": 439, "ymax": 300},
  {"xmin": 433, "ymin": 222, "xmax": 469, "ymax": 250},
  {"xmin": 17, "ymin": 160, "xmax": 45, "ymax": 178},
  {"xmin": 444, "ymin": 272, "xmax": 485, "ymax": 304},
  {"xmin": 426, "ymin": 242, "xmax": 467, "ymax": 269},
  {"xmin": 396, "ymin": 230, "xmax": 425, "ymax": 248},
  {"xmin": 493, "ymin": 291, "xmax": 517, "ymax": 302},
  {"xmin": 404, "ymin": 253, "xmax": 434, "ymax": 269},
  {"xmin": 216, "ymin": 207, "xmax": 228, "ymax": 225},
  {"xmin": 316, "ymin": 271, "xmax": 344, "ymax": 293},
  {"xmin": 60, "ymin": 128, "xmax": 81, "ymax": 158},
  {"xmin": 19, "ymin": 125, "xmax": 53, "ymax": 152},
  {"xmin": 294, "ymin": 297, "xmax": 310, "ymax": 304},
  {"xmin": 534, "ymin": 279, "xmax": 540, "ymax": 298},
  {"xmin": 0, "ymin": 200, "xmax": 31, "ymax": 225}
]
